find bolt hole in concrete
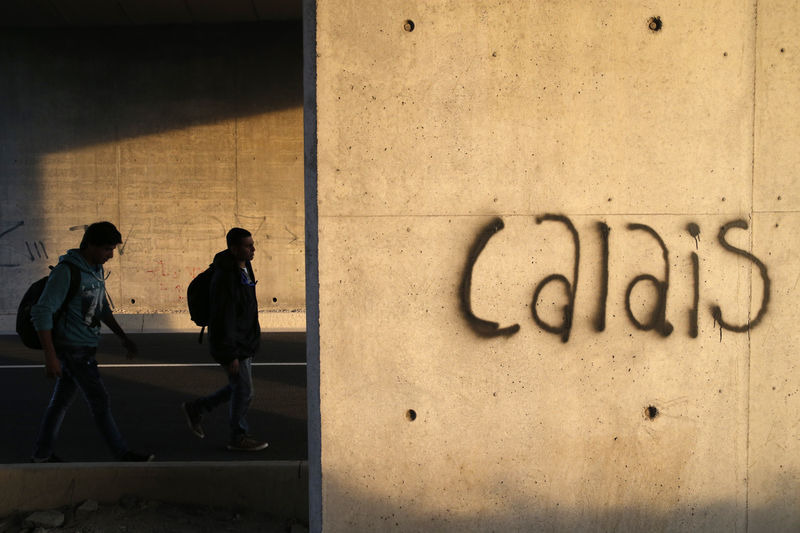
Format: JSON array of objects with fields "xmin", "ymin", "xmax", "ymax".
[
  {"xmin": 273, "ymin": 297, "xmax": 278, "ymax": 302},
  {"xmin": 403, "ymin": 20, "xmax": 415, "ymax": 32},
  {"xmin": 406, "ymin": 409, "xmax": 417, "ymax": 421},
  {"xmin": 130, "ymin": 299, "xmax": 135, "ymax": 304},
  {"xmin": 648, "ymin": 16, "xmax": 663, "ymax": 32},
  {"xmin": 645, "ymin": 405, "xmax": 659, "ymax": 420}
]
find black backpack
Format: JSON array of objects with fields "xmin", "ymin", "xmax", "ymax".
[
  {"xmin": 16, "ymin": 262, "xmax": 81, "ymax": 349},
  {"xmin": 187, "ymin": 264, "xmax": 215, "ymax": 343}
]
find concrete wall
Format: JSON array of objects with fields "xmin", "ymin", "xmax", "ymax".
[
  {"xmin": 310, "ymin": 1, "xmax": 799, "ymax": 531},
  {"xmin": 0, "ymin": 23, "xmax": 305, "ymax": 332}
]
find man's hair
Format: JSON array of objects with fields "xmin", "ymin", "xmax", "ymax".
[
  {"xmin": 80, "ymin": 221, "xmax": 122, "ymax": 250},
  {"xmin": 226, "ymin": 227, "xmax": 252, "ymax": 248}
]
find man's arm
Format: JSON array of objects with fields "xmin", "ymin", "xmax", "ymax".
[
  {"xmin": 31, "ymin": 264, "xmax": 70, "ymax": 333},
  {"xmin": 101, "ymin": 312, "xmax": 138, "ymax": 359},
  {"xmin": 208, "ymin": 271, "xmax": 240, "ymax": 374}
]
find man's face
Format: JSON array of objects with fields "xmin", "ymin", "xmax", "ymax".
[
  {"xmin": 86, "ymin": 243, "xmax": 117, "ymax": 265},
  {"xmin": 230, "ymin": 236, "xmax": 255, "ymax": 263}
]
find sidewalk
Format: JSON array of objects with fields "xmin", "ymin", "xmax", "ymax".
[
  {"xmin": 0, "ymin": 333, "xmax": 310, "ymax": 526},
  {"xmin": 0, "ymin": 461, "xmax": 309, "ymax": 530}
]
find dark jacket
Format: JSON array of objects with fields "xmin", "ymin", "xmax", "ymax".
[{"xmin": 208, "ymin": 249, "xmax": 260, "ymax": 365}]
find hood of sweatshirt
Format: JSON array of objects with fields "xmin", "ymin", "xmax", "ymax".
[
  {"xmin": 212, "ymin": 249, "xmax": 254, "ymax": 279},
  {"xmin": 61, "ymin": 248, "xmax": 105, "ymax": 279},
  {"xmin": 212, "ymin": 249, "xmax": 238, "ymax": 271},
  {"xmin": 62, "ymin": 247, "xmax": 113, "ymax": 309}
]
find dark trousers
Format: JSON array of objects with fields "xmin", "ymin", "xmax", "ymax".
[
  {"xmin": 194, "ymin": 357, "xmax": 254, "ymax": 440},
  {"xmin": 32, "ymin": 346, "xmax": 128, "ymax": 460}
]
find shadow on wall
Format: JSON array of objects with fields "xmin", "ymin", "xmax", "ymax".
[
  {"xmin": 322, "ymin": 474, "xmax": 800, "ymax": 532},
  {"xmin": 0, "ymin": 22, "xmax": 302, "ymax": 157},
  {"xmin": 0, "ymin": 21, "xmax": 304, "ymax": 311}
]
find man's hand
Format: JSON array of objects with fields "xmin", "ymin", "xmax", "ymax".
[
  {"xmin": 122, "ymin": 337, "xmax": 138, "ymax": 359},
  {"xmin": 37, "ymin": 330, "xmax": 60, "ymax": 378},
  {"xmin": 227, "ymin": 358, "xmax": 240, "ymax": 377},
  {"xmin": 101, "ymin": 315, "xmax": 137, "ymax": 359},
  {"xmin": 44, "ymin": 349, "xmax": 61, "ymax": 378}
]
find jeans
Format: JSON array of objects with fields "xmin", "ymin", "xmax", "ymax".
[
  {"xmin": 32, "ymin": 346, "xmax": 128, "ymax": 460},
  {"xmin": 195, "ymin": 357, "xmax": 253, "ymax": 440}
]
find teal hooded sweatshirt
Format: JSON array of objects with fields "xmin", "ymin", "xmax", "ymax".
[{"xmin": 30, "ymin": 249, "xmax": 111, "ymax": 348}]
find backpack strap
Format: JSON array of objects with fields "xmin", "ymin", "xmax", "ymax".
[
  {"xmin": 197, "ymin": 263, "xmax": 215, "ymax": 344},
  {"xmin": 52, "ymin": 263, "xmax": 81, "ymax": 324},
  {"xmin": 63, "ymin": 262, "xmax": 81, "ymax": 311}
]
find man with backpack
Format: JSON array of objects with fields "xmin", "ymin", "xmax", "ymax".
[
  {"xmin": 29, "ymin": 221, "xmax": 154, "ymax": 463},
  {"xmin": 182, "ymin": 227, "xmax": 267, "ymax": 451}
]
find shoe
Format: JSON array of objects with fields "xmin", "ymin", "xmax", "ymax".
[
  {"xmin": 182, "ymin": 401, "xmax": 205, "ymax": 439},
  {"xmin": 227, "ymin": 435, "xmax": 268, "ymax": 452},
  {"xmin": 31, "ymin": 454, "xmax": 63, "ymax": 463},
  {"xmin": 120, "ymin": 450, "xmax": 155, "ymax": 462}
]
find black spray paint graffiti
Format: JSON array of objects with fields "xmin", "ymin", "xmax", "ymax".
[
  {"xmin": 0, "ymin": 221, "xmax": 25, "ymax": 267},
  {"xmin": 711, "ymin": 220, "xmax": 771, "ymax": 332},
  {"xmin": 594, "ymin": 222, "xmax": 610, "ymax": 333},
  {"xmin": 459, "ymin": 218, "xmax": 521, "ymax": 337},
  {"xmin": 460, "ymin": 215, "xmax": 771, "ymax": 341},
  {"xmin": 0, "ymin": 223, "xmax": 129, "ymax": 267},
  {"xmin": 688, "ymin": 223, "xmax": 700, "ymax": 339},
  {"xmin": 623, "ymin": 223, "xmax": 674, "ymax": 337},
  {"xmin": 25, "ymin": 241, "xmax": 48, "ymax": 261},
  {"xmin": 531, "ymin": 215, "xmax": 579, "ymax": 342},
  {"xmin": 0, "ymin": 221, "xmax": 24, "ymax": 239}
]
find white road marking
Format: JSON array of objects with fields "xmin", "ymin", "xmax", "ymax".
[{"xmin": 0, "ymin": 362, "xmax": 306, "ymax": 369}]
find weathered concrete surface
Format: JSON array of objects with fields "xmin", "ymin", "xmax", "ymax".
[
  {"xmin": 0, "ymin": 462, "xmax": 308, "ymax": 521},
  {"xmin": 311, "ymin": 1, "xmax": 798, "ymax": 531},
  {"xmin": 748, "ymin": 1, "xmax": 800, "ymax": 532},
  {"xmin": 0, "ymin": 23, "xmax": 305, "ymax": 332}
]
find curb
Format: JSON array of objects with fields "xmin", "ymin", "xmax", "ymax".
[{"xmin": 0, "ymin": 461, "xmax": 308, "ymax": 521}]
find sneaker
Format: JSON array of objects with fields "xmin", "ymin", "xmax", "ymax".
[
  {"xmin": 182, "ymin": 401, "xmax": 205, "ymax": 439},
  {"xmin": 31, "ymin": 454, "xmax": 64, "ymax": 463},
  {"xmin": 120, "ymin": 450, "xmax": 155, "ymax": 462},
  {"xmin": 227, "ymin": 435, "xmax": 268, "ymax": 452}
]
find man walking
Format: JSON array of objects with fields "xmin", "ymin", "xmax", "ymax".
[
  {"xmin": 30, "ymin": 221, "xmax": 153, "ymax": 462},
  {"xmin": 182, "ymin": 227, "xmax": 267, "ymax": 451}
]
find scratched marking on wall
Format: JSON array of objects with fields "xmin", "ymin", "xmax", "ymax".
[
  {"xmin": 24, "ymin": 241, "xmax": 48, "ymax": 261},
  {"xmin": 0, "ymin": 221, "xmax": 25, "ymax": 267},
  {"xmin": 460, "ymin": 215, "xmax": 771, "ymax": 341},
  {"xmin": 0, "ymin": 222, "xmax": 128, "ymax": 268}
]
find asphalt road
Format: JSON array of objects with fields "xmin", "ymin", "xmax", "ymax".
[{"xmin": 0, "ymin": 332, "xmax": 307, "ymax": 463}]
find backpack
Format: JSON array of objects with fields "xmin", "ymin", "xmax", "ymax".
[
  {"xmin": 16, "ymin": 262, "xmax": 81, "ymax": 349},
  {"xmin": 187, "ymin": 264, "xmax": 215, "ymax": 343}
]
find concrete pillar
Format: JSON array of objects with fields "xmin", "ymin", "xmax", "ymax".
[{"xmin": 309, "ymin": 1, "xmax": 799, "ymax": 530}]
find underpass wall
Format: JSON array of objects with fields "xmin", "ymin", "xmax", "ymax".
[
  {"xmin": 0, "ymin": 23, "xmax": 305, "ymax": 333},
  {"xmin": 311, "ymin": 1, "xmax": 799, "ymax": 531}
]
